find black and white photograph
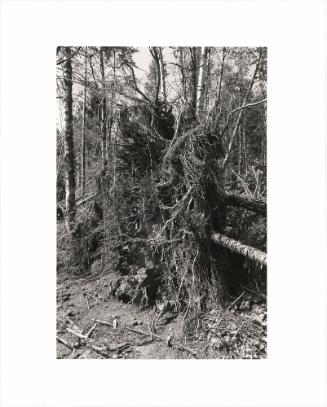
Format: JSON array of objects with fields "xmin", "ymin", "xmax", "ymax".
[
  {"xmin": 56, "ymin": 46, "xmax": 267, "ymax": 359},
  {"xmin": 1, "ymin": 0, "xmax": 326, "ymax": 405}
]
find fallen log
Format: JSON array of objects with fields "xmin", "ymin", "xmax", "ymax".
[
  {"xmin": 225, "ymin": 193, "xmax": 266, "ymax": 216},
  {"xmin": 211, "ymin": 232, "xmax": 267, "ymax": 267}
]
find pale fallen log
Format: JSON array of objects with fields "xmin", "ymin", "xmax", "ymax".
[{"xmin": 211, "ymin": 233, "xmax": 267, "ymax": 267}]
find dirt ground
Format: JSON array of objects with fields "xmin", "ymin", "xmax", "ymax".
[{"xmin": 57, "ymin": 270, "xmax": 267, "ymax": 359}]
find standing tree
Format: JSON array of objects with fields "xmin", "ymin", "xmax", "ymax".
[
  {"xmin": 158, "ymin": 47, "xmax": 167, "ymax": 102},
  {"xmin": 81, "ymin": 48, "xmax": 88, "ymax": 197},
  {"xmin": 196, "ymin": 46, "xmax": 208, "ymax": 116},
  {"xmin": 61, "ymin": 46, "xmax": 76, "ymax": 233},
  {"xmin": 99, "ymin": 47, "xmax": 108, "ymax": 171}
]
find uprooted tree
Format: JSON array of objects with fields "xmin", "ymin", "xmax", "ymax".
[{"xmin": 57, "ymin": 46, "xmax": 267, "ymax": 313}]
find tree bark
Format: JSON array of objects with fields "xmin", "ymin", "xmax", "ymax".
[
  {"xmin": 261, "ymin": 107, "xmax": 266, "ymax": 167},
  {"xmin": 211, "ymin": 233, "xmax": 267, "ymax": 267},
  {"xmin": 99, "ymin": 47, "xmax": 107, "ymax": 171},
  {"xmin": 150, "ymin": 47, "xmax": 161, "ymax": 106},
  {"xmin": 238, "ymin": 124, "xmax": 242, "ymax": 174},
  {"xmin": 62, "ymin": 47, "xmax": 76, "ymax": 233},
  {"xmin": 203, "ymin": 47, "xmax": 211, "ymax": 111},
  {"xmin": 81, "ymin": 49, "xmax": 87, "ymax": 197},
  {"xmin": 242, "ymin": 125, "xmax": 246, "ymax": 176},
  {"xmin": 196, "ymin": 46, "xmax": 207, "ymax": 115},
  {"xmin": 225, "ymin": 193, "xmax": 266, "ymax": 216},
  {"xmin": 158, "ymin": 47, "xmax": 167, "ymax": 102},
  {"xmin": 178, "ymin": 48, "xmax": 187, "ymax": 100},
  {"xmin": 214, "ymin": 47, "xmax": 226, "ymax": 112},
  {"xmin": 190, "ymin": 47, "xmax": 198, "ymax": 118}
]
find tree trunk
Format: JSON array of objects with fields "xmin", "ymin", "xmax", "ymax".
[
  {"xmin": 110, "ymin": 49, "xmax": 117, "ymax": 196},
  {"xmin": 242, "ymin": 125, "xmax": 246, "ymax": 176},
  {"xmin": 62, "ymin": 47, "xmax": 76, "ymax": 233},
  {"xmin": 196, "ymin": 46, "xmax": 207, "ymax": 115},
  {"xmin": 204, "ymin": 47, "xmax": 211, "ymax": 111},
  {"xmin": 262, "ymin": 131, "xmax": 265, "ymax": 167},
  {"xmin": 190, "ymin": 47, "xmax": 198, "ymax": 119},
  {"xmin": 81, "ymin": 49, "xmax": 87, "ymax": 197},
  {"xmin": 150, "ymin": 47, "xmax": 161, "ymax": 106},
  {"xmin": 178, "ymin": 48, "xmax": 187, "ymax": 100},
  {"xmin": 99, "ymin": 47, "xmax": 107, "ymax": 171},
  {"xmin": 238, "ymin": 124, "xmax": 242, "ymax": 174},
  {"xmin": 211, "ymin": 233, "xmax": 267, "ymax": 267},
  {"xmin": 225, "ymin": 193, "xmax": 266, "ymax": 216},
  {"xmin": 214, "ymin": 47, "xmax": 226, "ymax": 112},
  {"xmin": 261, "ymin": 108, "xmax": 266, "ymax": 167},
  {"xmin": 158, "ymin": 47, "xmax": 167, "ymax": 102}
]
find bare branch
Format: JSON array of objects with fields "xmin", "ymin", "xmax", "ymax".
[
  {"xmin": 229, "ymin": 98, "xmax": 267, "ymax": 115},
  {"xmin": 57, "ymin": 47, "xmax": 81, "ymax": 65},
  {"xmin": 124, "ymin": 62, "xmax": 152, "ymax": 105}
]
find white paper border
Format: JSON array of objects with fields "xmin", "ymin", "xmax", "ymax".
[{"xmin": 1, "ymin": 1, "xmax": 325, "ymax": 406}]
